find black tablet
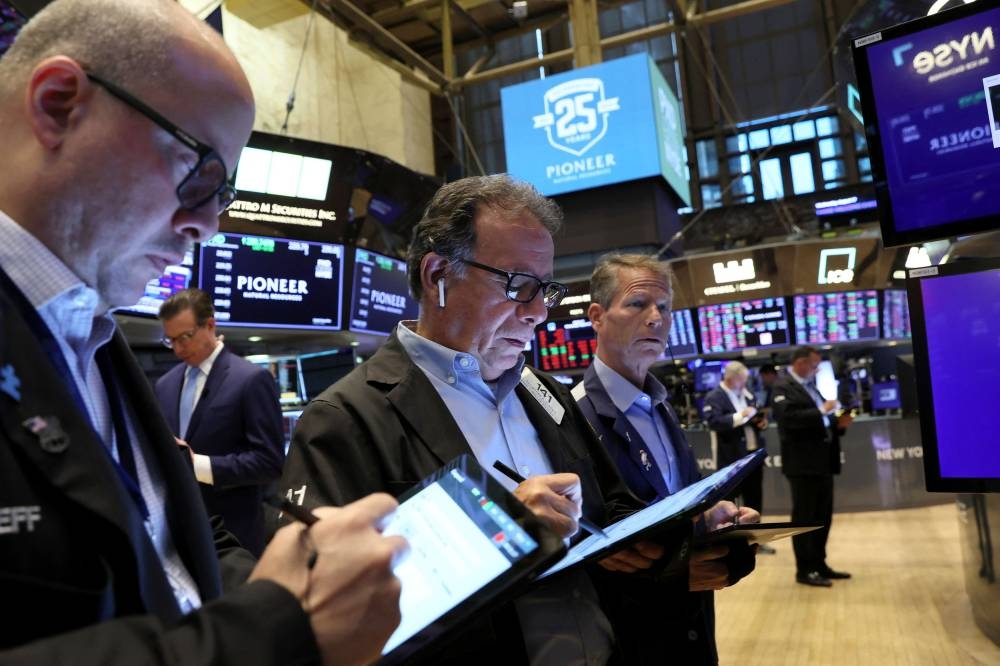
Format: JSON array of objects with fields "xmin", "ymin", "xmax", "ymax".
[
  {"xmin": 539, "ymin": 448, "xmax": 767, "ymax": 578},
  {"xmin": 695, "ymin": 522, "xmax": 822, "ymax": 546},
  {"xmin": 378, "ymin": 454, "xmax": 566, "ymax": 665}
]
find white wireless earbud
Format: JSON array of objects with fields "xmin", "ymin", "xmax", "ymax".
[{"xmin": 438, "ymin": 278, "xmax": 446, "ymax": 308}]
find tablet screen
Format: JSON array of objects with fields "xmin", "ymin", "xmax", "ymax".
[
  {"xmin": 381, "ymin": 465, "xmax": 542, "ymax": 656},
  {"xmin": 540, "ymin": 449, "xmax": 766, "ymax": 578}
]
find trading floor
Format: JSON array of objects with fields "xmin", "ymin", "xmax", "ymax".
[{"xmin": 716, "ymin": 504, "xmax": 1000, "ymax": 666}]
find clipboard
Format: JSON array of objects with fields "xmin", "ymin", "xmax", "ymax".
[
  {"xmin": 538, "ymin": 449, "xmax": 767, "ymax": 579},
  {"xmin": 695, "ymin": 522, "xmax": 822, "ymax": 545}
]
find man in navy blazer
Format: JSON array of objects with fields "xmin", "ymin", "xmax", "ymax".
[
  {"xmin": 574, "ymin": 253, "xmax": 759, "ymax": 665},
  {"xmin": 155, "ymin": 288, "xmax": 284, "ymax": 556},
  {"xmin": 702, "ymin": 361, "xmax": 768, "ymax": 514}
]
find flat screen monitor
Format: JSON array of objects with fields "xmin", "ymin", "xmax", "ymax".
[
  {"xmin": 534, "ymin": 318, "xmax": 597, "ymax": 372},
  {"xmin": 298, "ymin": 348, "xmax": 356, "ymax": 402},
  {"xmin": 871, "ymin": 380, "xmax": 902, "ymax": 410},
  {"xmin": 199, "ymin": 232, "xmax": 345, "ymax": 330},
  {"xmin": 693, "ymin": 361, "xmax": 726, "ymax": 393},
  {"xmin": 697, "ymin": 297, "xmax": 790, "ymax": 353},
  {"xmin": 666, "ymin": 308, "xmax": 700, "ymax": 357},
  {"xmin": 852, "ymin": 2, "xmax": 1000, "ymax": 246},
  {"xmin": 906, "ymin": 258, "xmax": 1000, "ymax": 492},
  {"xmin": 348, "ymin": 248, "xmax": 419, "ymax": 336},
  {"xmin": 116, "ymin": 248, "xmax": 195, "ymax": 317},
  {"xmin": 882, "ymin": 289, "xmax": 912, "ymax": 339},
  {"xmin": 792, "ymin": 290, "xmax": 880, "ymax": 344}
]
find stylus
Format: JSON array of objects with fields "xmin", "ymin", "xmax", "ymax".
[
  {"xmin": 492, "ymin": 460, "xmax": 609, "ymax": 539},
  {"xmin": 263, "ymin": 495, "xmax": 321, "ymax": 568}
]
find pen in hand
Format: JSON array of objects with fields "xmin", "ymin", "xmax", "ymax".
[
  {"xmin": 264, "ymin": 495, "xmax": 320, "ymax": 568},
  {"xmin": 492, "ymin": 460, "xmax": 609, "ymax": 539}
]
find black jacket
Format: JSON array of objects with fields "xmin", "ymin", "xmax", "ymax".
[
  {"xmin": 0, "ymin": 273, "xmax": 315, "ymax": 665},
  {"xmin": 771, "ymin": 374, "xmax": 843, "ymax": 476},
  {"xmin": 280, "ymin": 332, "xmax": 644, "ymax": 664},
  {"xmin": 702, "ymin": 385, "xmax": 765, "ymax": 469}
]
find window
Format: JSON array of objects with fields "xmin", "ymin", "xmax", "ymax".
[
  {"xmin": 748, "ymin": 129, "xmax": 770, "ymax": 149},
  {"xmin": 770, "ymin": 125, "xmax": 793, "ymax": 145},
  {"xmin": 793, "ymin": 120, "xmax": 816, "ymax": 141},
  {"xmin": 818, "ymin": 137, "xmax": 842, "ymax": 159},
  {"xmin": 760, "ymin": 158, "xmax": 784, "ymax": 200},
  {"xmin": 789, "ymin": 152, "xmax": 815, "ymax": 195},
  {"xmin": 701, "ymin": 184, "xmax": 722, "ymax": 209},
  {"xmin": 696, "ymin": 140, "xmax": 719, "ymax": 179},
  {"xmin": 816, "ymin": 116, "xmax": 839, "ymax": 136}
]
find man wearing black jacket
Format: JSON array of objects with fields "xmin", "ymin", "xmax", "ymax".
[
  {"xmin": 772, "ymin": 346, "xmax": 853, "ymax": 587},
  {"xmin": 282, "ymin": 176, "xmax": 688, "ymax": 665},
  {"xmin": 0, "ymin": 1, "xmax": 405, "ymax": 662}
]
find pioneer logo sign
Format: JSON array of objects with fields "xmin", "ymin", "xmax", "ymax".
[{"xmin": 532, "ymin": 78, "xmax": 620, "ymax": 157}]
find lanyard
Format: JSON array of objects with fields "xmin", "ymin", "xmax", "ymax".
[{"xmin": 0, "ymin": 264, "xmax": 149, "ymax": 519}]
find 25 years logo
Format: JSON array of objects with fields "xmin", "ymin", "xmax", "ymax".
[{"xmin": 532, "ymin": 78, "xmax": 620, "ymax": 157}]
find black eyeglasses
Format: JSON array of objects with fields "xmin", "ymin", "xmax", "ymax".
[
  {"xmin": 459, "ymin": 258, "xmax": 568, "ymax": 308},
  {"xmin": 86, "ymin": 72, "xmax": 237, "ymax": 213},
  {"xmin": 160, "ymin": 324, "xmax": 205, "ymax": 349}
]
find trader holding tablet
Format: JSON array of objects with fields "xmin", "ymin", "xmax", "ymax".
[
  {"xmin": 573, "ymin": 253, "xmax": 759, "ymax": 665},
  {"xmin": 282, "ymin": 175, "xmax": 682, "ymax": 664}
]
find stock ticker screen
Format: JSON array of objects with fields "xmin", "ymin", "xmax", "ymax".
[
  {"xmin": 199, "ymin": 232, "xmax": 344, "ymax": 330},
  {"xmin": 792, "ymin": 291, "xmax": 880, "ymax": 343},
  {"xmin": 883, "ymin": 289, "xmax": 912, "ymax": 339},
  {"xmin": 698, "ymin": 298, "xmax": 790, "ymax": 353},
  {"xmin": 535, "ymin": 318, "xmax": 597, "ymax": 371},
  {"xmin": 349, "ymin": 248, "xmax": 419, "ymax": 335},
  {"xmin": 667, "ymin": 308, "xmax": 699, "ymax": 357}
]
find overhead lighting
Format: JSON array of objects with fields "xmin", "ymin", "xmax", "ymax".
[
  {"xmin": 569, "ymin": 308, "xmax": 585, "ymax": 316},
  {"xmin": 245, "ymin": 354, "xmax": 270, "ymax": 363},
  {"xmin": 893, "ymin": 270, "xmax": 907, "ymax": 280},
  {"xmin": 248, "ymin": 335, "xmax": 263, "ymax": 342},
  {"xmin": 512, "ymin": 0, "xmax": 528, "ymax": 19},
  {"xmin": 904, "ymin": 246, "xmax": 932, "ymax": 269}
]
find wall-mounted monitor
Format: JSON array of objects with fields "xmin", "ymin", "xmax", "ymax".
[
  {"xmin": 882, "ymin": 289, "xmax": 912, "ymax": 339},
  {"xmin": 692, "ymin": 360, "xmax": 726, "ymax": 393},
  {"xmin": 116, "ymin": 248, "xmax": 195, "ymax": 317},
  {"xmin": 199, "ymin": 232, "xmax": 345, "ymax": 330},
  {"xmin": 349, "ymin": 248, "xmax": 419, "ymax": 336},
  {"xmin": 534, "ymin": 318, "xmax": 597, "ymax": 372},
  {"xmin": 852, "ymin": 2, "xmax": 1000, "ymax": 246},
  {"xmin": 792, "ymin": 290, "xmax": 880, "ymax": 344},
  {"xmin": 871, "ymin": 380, "xmax": 902, "ymax": 410},
  {"xmin": 697, "ymin": 298, "xmax": 790, "ymax": 353},
  {"xmin": 906, "ymin": 258, "xmax": 1000, "ymax": 492},
  {"xmin": 666, "ymin": 308, "xmax": 700, "ymax": 358}
]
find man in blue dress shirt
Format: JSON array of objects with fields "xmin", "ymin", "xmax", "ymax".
[{"xmin": 574, "ymin": 253, "xmax": 759, "ymax": 665}]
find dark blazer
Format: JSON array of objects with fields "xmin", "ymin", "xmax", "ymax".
[
  {"xmin": 702, "ymin": 385, "xmax": 764, "ymax": 468},
  {"xmin": 280, "ymin": 332, "xmax": 646, "ymax": 663},
  {"xmin": 155, "ymin": 347, "xmax": 284, "ymax": 556},
  {"xmin": 574, "ymin": 363, "xmax": 717, "ymax": 665},
  {"xmin": 0, "ymin": 278, "xmax": 314, "ymax": 663},
  {"xmin": 771, "ymin": 373, "xmax": 842, "ymax": 477}
]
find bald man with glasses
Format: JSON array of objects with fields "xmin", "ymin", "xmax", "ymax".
[
  {"xmin": 281, "ymin": 174, "xmax": 690, "ymax": 665},
  {"xmin": 0, "ymin": 1, "xmax": 406, "ymax": 664}
]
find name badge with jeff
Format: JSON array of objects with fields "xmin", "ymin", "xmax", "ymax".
[{"xmin": 520, "ymin": 367, "xmax": 564, "ymax": 424}]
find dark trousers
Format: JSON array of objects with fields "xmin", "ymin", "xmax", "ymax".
[
  {"xmin": 731, "ymin": 464, "xmax": 764, "ymax": 514},
  {"xmin": 786, "ymin": 474, "xmax": 834, "ymax": 575}
]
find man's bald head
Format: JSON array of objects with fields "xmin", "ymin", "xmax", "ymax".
[
  {"xmin": 0, "ymin": 0, "xmax": 246, "ymax": 99},
  {"xmin": 0, "ymin": 0, "xmax": 255, "ymax": 310}
]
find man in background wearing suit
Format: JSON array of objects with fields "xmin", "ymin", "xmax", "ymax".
[
  {"xmin": 156, "ymin": 288, "xmax": 284, "ymax": 556},
  {"xmin": 773, "ymin": 345, "xmax": 852, "ymax": 587},
  {"xmin": 703, "ymin": 362, "xmax": 769, "ymax": 509},
  {"xmin": 574, "ymin": 253, "xmax": 759, "ymax": 666}
]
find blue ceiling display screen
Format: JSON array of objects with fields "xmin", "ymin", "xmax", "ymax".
[{"xmin": 501, "ymin": 53, "xmax": 688, "ymax": 202}]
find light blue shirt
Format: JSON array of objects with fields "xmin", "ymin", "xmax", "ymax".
[
  {"xmin": 593, "ymin": 357, "xmax": 682, "ymax": 494},
  {"xmin": 396, "ymin": 322, "xmax": 614, "ymax": 666},
  {"xmin": 0, "ymin": 210, "xmax": 201, "ymax": 613},
  {"xmin": 396, "ymin": 322, "xmax": 553, "ymax": 488}
]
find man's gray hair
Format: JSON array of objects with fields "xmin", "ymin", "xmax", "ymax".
[
  {"xmin": 723, "ymin": 360, "xmax": 749, "ymax": 381},
  {"xmin": 0, "ymin": 0, "xmax": 178, "ymax": 97},
  {"xmin": 589, "ymin": 253, "xmax": 674, "ymax": 309},
  {"xmin": 407, "ymin": 174, "xmax": 563, "ymax": 299}
]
